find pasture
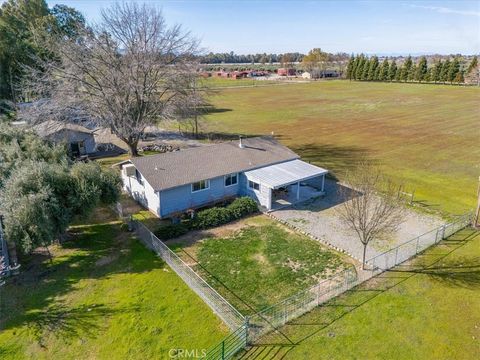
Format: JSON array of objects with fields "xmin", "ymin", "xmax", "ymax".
[{"xmin": 203, "ymin": 81, "xmax": 480, "ymax": 215}]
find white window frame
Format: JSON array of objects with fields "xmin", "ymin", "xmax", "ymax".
[
  {"xmin": 191, "ymin": 179, "xmax": 210, "ymax": 193},
  {"xmin": 248, "ymin": 180, "xmax": 260, "ymax": 191},
  {"xmin": 224, "ymin": 173, "xmax": 238, "ymax": 187}
]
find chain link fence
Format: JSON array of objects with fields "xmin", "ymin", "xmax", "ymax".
[
  {"xmin": 367, "ymin": 213, "xmax": 472, "ymax": 271},
  {"xmin": 130, "ymin": 210, "xmax": 472, "ymax": 360},
  {"xmin": 132, "ymin": 220, "xmax": 245, "ymax": 331}
]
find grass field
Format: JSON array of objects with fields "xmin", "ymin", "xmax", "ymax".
[
  {"xmin": 239, "ymin": 227, "xmax": 480, "ymax": 359},
  {"xmin": 169, "ymin": 215, "xmax": 350, "ymax": 315},
  {"xmin": 203, "ymin": 81, "xmax": 480, "ymax": 216},
  {"xmin": 0, "ymin": 208, "xmax": 228, "ymax": 360}
]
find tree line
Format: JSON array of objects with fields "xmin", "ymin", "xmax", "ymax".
[
  {"xmin": 199, "ymin": 52, "xmax": 305, "ymax": 64},
  {"xmin": 346, "ymin": 54, "xmax": 478, "ymax": 84}
]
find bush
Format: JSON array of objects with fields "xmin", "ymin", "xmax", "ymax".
[
  {"xmin": 228, "ymin": 197, "xmax": 258, "ymax": 218},
  {"xmin": 191, "ymin": 197, "xmax": 258, "ymax": 230},
  {"xmin": 192, "ymin": 207, "xmax": 232, "ymax": 229},
  {"xmin": 155, "ymin": 223, "xmax": 189, "ymax": 240}
]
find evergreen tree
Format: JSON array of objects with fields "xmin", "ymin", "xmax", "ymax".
[
  {"xmin": 355, "ymin": 54, "xmax": 365, "ymax": 80},
  {"xmin": 388, "ymin": 60, "xmax": 397, "ymax": 81},
  {"xmin": 440, "ymin": 59, "xmax": 450, "ymax": 83},
  {"xmin": 367, "ymin": 56, "xmax": 379, "ymax": 81},
  {"xmin": 408, "ymin": 63, "xmax": 417, "ymax": 81},
  {"xmin": 448, "ymin": 57, "xmax": 460, "ymax": 83},
  {"xmin": 346, "ymin": 54, "xmax": 355, "ymax": 80},
  {"xmin": 361, "ymin": 58, "xmax": 370, "ymax": 80},
  {"xmin": 379, "ymin": 59, "xmax": 390, "ymax": 81},
  {"xmin": 432, "ymin": 60, "xmax": 443, "ymax": 83},
  {"xmin": 401, "ymin": 56, "xmax": 413, "ymax": 82},
  {"xmin": 395, "ymin": 65, "xmax": 402, "ymax": 81},
  {"xmin": 467, "ymin": 56, "xmax": 478, "ymax": 74},
  {"xmin": 454, "ymin": 69, "xmax": 464, "ymax": 83},
  {"xmin": 415, "ymin": 56, "xmax": 428, "ymax": 82}
]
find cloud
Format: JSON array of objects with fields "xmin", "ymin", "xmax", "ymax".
[{"xmin": 408, "ymin": 4, "xmax": 480, "ymax": 17}]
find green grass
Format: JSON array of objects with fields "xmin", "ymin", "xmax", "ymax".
[
  {"xmin": 0, "ymin": 208, "xmax": 228, "ymax": 360},
  {"xmin": 240, "ymin": 227, "xmax": 480, "ymax": 359},
  {"xmin": 173, "ymin": 216, "xmax": 349, "ymax": 315},
  {"xmin": 203, "ymin": 80, "xmax": 480, "ymax": 216}
]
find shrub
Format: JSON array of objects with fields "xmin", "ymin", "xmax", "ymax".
[
  {"xmin": 155, "ymin": 223, "xmax": 189, "ymax": 240},
  {"xmin": 191, "ymin": 197, "xmax": 258, "ymax": 230},
  {"xmin": 228, "ymin": 197, "xmax": 258, "ymax": 218},
  {"xmin": 192, "ymin": 207, "xmax": 232, "ymax": 229}
]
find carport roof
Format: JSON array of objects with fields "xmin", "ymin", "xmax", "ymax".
[{"xmin": 244, "ymin": 159, "xmax": 328, "ymax": 189}]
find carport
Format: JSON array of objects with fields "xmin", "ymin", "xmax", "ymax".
[{"xmin": 244, "ymin": 159, "xmax": 328, "ymax": 211}]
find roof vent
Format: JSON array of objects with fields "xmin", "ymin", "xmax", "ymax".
[{"xmin": 239, "ymin": 136, "xmax": 244, "ymax": 149}]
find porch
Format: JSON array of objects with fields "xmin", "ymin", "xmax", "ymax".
[{"xmin": 244, "ymin": 159, "xmax": 328, "ymax": 211}]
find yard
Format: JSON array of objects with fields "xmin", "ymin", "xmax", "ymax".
[
  {"xmin": 0, "ymin": 207, "xmax": 228, "ymax": 360},
  {"xmin": 203, "ymin": 80, "xmax": 480, "ymax": 216},
  {"xmin": 167, "ymin": 215, "xmax": 354, "ymax": 315},
  {"xmin": 238, "ymin": 227, "xmax": 480, "ymax": 359}
]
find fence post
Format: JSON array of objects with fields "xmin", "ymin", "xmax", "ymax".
[
  {"xmin": 415, "ymin": 237, "xmax": 419, "ymax": 254},
  {"xmin": 441, "ymin": 225, "xmax": 446, "ymax": 241},
  {"xmin": 244, "ymin": 316, "xmax": 250, "ymax": 346},
  {"xmin": 395, "ymin": 248, "xmax": 398, "ymax": 265}
]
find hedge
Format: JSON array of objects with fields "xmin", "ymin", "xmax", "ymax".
[
  {"xmin": 154, "ymin": 223, "xmax": 189, "ymax": 240},
  {"xmin": 154, "ymin": 197, "xmax": 258, "ymax": 239}
]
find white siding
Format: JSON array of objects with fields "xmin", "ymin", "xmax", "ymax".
[{"xmin": 121, "ymin": 166, "xmax": 160, "ymax": 216}]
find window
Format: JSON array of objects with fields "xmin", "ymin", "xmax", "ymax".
[
  {"xmin": 192, "ymin": 180, "xmax": 209, "ymax": 192},
  {"xmin": 135, "ymin": 169, "xmax": 143, "ymax": 185},
  {"xmin": 248, "ymin": 180, "xmax": 260, "ymax": 191},
  {"xmin": 224, "ymin": 173, "xmax": 238, "ymax": 187}
]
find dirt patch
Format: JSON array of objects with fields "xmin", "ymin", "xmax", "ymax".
[{"xmin": 285, "ymin": 258, "xmax": 303, "ymax": 272}]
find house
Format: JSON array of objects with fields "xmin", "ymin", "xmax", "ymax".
[
  {"xmin": 34, "ymin": 121, "xmax": 97, "ymax": 157},
  {"xmin": 118, "ymin": 137, "xmax": 328, "ymax": 218},
  {"xmin": 277, "ymin": 68, "xmax": 296, "ymax": 76}
]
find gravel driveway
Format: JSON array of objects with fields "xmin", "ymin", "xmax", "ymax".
[{"xmin": 269, "ymin": 179, "xmax": 444, "ymax": 263}]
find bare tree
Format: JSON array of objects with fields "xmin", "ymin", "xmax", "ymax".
[
  {"xmin": 22, "ymin": 2, "xmax": 200, "ymax": 156},
  {"xmin": 337, "ymin": 162, "xmax": 406, "ymax": 269}
]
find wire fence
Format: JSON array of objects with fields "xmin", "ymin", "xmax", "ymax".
[
  {"xmin": 130, "ymin": 210, "xmax": 472, "ymax": 360},
  {"xmin": 132, "ymin": 220, "xmax": 245, "ymax": 331},
  {"xmin": 367, "ymin": 213, "xmax": 473, "ymax": 271}
]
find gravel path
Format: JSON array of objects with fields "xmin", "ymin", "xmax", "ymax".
[{"xmin": 269, "ymin": 180, "xmax": 444, "ymax": 263}]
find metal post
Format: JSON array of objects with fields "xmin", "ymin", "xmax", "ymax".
[
  {"xmin": 395, "ymin": 248, "xmax": 398, "ymax": 265},
  {"xmin": 415, "ymin": 237, "xmax": 419, "ymax": 254},
  {"xmin": 321, "ymin": 174, "xmax": 325, "ymax": 192},
  {"xmin": 244, "ymin": 317, "xmax": 249, "ymax": 346},
  {"xmin": 296, "ymin": 181, "xmax": 300, "ymax": 200}
]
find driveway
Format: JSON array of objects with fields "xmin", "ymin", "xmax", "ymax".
[{"xmin": 269, "ymin": 179, "xmax": 444, "ymax": 262}]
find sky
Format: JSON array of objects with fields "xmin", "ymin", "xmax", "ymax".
[{"xmin": 35, "ymin": 1, "xmax": 480, "ymax": 55}]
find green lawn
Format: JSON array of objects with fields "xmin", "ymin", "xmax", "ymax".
[
  {"xmin": 203, "ymin": 81, "xmax": 480, "ymax": 216},
  {"xmin": 170, "ymin": 216, "xmax": 350, "ymax": 315},
  {"xmin": 239, "ymin": 227, "xmax": 480, "ymax": 359},
  {"xmin": 0, "ymin": 208, "xmax": 228, "ymax": 360}
]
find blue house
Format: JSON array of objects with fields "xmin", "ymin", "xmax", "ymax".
[{"xmin": 119, "ymin": 137, "xmax": 328, "ymax": 218}]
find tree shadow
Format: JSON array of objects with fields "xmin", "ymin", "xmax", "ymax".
[
  {"xmin": 0, "ymin": 208, "xmax": 165, "ymax": 335},
  {"xmin": 393, "ymin": 255, "xmax": 480, "ymax": 289},
  {"xmin": 238, "ymin": 229, "xmax": 478, "ymax": 358},
  {"xmin": 279, "ymin": 142, "xmax": 371, "ymax": 180},
  {"xmin": 27, "ymin": 302, "xmax": 135, "ymax": 348}
]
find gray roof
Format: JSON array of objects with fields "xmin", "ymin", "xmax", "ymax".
[
  {"xmin": 34, "ymin": 121, "xmax": 94, "ymax": 137},
  {"xmin": 130, "ymin": 137, "xmax": 299, "ymax": 191},
  {"xmin": 244, "ymin": 159, "xmax": 328, "ymax": 188}
]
